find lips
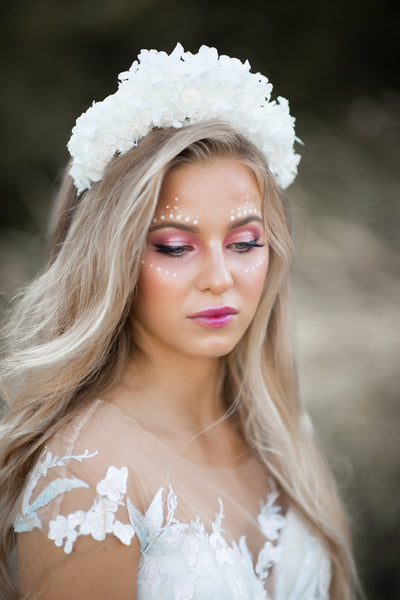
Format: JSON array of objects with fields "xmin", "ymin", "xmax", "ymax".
[{"xmin": 188, "ymin": 306, "xmax": 237, "ymax": 329}]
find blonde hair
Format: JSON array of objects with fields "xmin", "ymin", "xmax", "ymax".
[{"xmin": 0, "ymin": 121, "xmax": 355, "ymax": 598}]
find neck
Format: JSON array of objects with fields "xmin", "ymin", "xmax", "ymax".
[{"xmin": 120, "ymin": 340, "xmax": 226, "ymax": 432}]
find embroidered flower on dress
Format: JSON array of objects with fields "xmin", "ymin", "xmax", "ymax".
[
  {"xmin": 18, "ymin": 448, "xmax": 97, "ymax": 523},
  {"xmin": 257, "ymin": 491, "xmax": 286, "ymax": 541},
  {"xmin": 138, "ymin": 557, "xmax": 169, "ymax": 596},
  {"xmin": 16, "ymin": 452, "xmax": 135, "ymax": 551},
  {"xmin": 96, "ymin": 465, "xmax": 128, "ymax": 503},
  {"xmin": 128, "ymin": 486, "xmax": 188, "ymax": 555},
  {"xmin": 113, "ymin": 520, "xmax": 135, "ymax": 545},
  {"xmin": 15, "ymin": 451, "xmax": 331, "ymax": 599},
  {"xmin": 174, "ymin": 572, "xmax": 196, "ymax": 600},
  {"xmin": 194, "ymin": 550, "xmax": 211, "ymax": 579},
  {"xmin": 79, "ymin": 502, "xmax": 115, "ymax": 541},
  {"xmin": 255, "ymin": 540, "xmax": 283, "ymax": 581},
  {"xmin": 183, "ymin": 535, "xmax": 201, "ymax": 567},
  {"xmin": 49, "ymin": 512, "xmax": 85, "ymax": 554},
  {"xmin": 209, "ymin": 499, "xmax": 236, "ymax": 566},
  {"xmin": 20, "ymin": 452, "xmax": 53, "ymax": 515}
]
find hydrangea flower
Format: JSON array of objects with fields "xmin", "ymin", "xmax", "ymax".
[{"xmin": 68, "ymin": 43, "xmax": 300, "ymax": 194}]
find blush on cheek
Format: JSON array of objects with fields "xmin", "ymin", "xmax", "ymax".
[
  {"xmin": 242, "ymin": 258, "xmax": 269, "ymax": 305},
  {"xmin": 242, "ymin": 249, "xmax": 269, "ymax": 275},
  {"xmin": 140, "ymin": 261, "xmax": 179, "ymax": 282}
]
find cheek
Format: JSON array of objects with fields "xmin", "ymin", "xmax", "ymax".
[
  {"xmin": 237, "ymin": 249, "xmax": 269, "ymax": 300},
  {"xmin": 136, "ymin": 261, "xmax": 189, "ymax": 305}
]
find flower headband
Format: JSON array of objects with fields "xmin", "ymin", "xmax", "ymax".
[{"xmin": 68, "ymin": 43, "xmax": 300, "ymax": 194}]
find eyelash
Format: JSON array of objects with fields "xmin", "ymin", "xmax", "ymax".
[
  {"xmin": 154, "ymin": 239, "xmax": 265, "ymax": 257},
  {"xmin": 228, "ymin": 239, "xmax": 265, "ymax": 253},
  {"xmin": 154, "ymin": 244, "xmax": 192, "ymax": 257}
]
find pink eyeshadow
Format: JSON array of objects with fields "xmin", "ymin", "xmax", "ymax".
[
  {"xmin": 224, "ymin": 224, "xmax": 264, "ymax": 245},
  {"xmin": 148, "ymin": 232, "xmax": 199, "ymax": 246}
]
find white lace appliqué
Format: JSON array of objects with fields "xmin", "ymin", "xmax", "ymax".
[
  {"xmin": 14, "ymin": 451, "xmax": 331, "ymax": 599},
  {"xmin": 128, "ymin": 486, "xmax": 286, "ymax": 599},
  {"xmin": 15, "ymin": 450, "xmax": 135, "ymax": 553},
  {"xmin": 255, "ymin": 489, "xmax": 286, "ymax": 581},
  {"xmin": 15, "ymin": 449, "xmax": 96, "ymax": 533}
]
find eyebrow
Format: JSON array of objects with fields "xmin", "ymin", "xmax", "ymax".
[
  {"xmin": 149, "ymin": 222, "xmax": 199, "ymax": 233},
  {"xmin": 227, "ymin": 215, "xmax": 263, "ymax": 231},
  {"xmin": 149, "ymin": 215, "xmax": 263, "ymax": 234}
]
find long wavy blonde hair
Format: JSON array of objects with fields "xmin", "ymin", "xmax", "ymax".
[{"xmin": 0, "ymin": 121, "xmax": 355, "ymax": 598}]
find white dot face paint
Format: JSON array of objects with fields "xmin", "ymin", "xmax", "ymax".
[
  {"xmin": 227, "ymin": 200, "xmax": 260, "ymax": 222},
  {"xmin": 145, "ymin": 194, "xmax": 266, "ymax": 280},
  {"xmin": 140, "ymin": 258, "xmax": 181, "ymax": 279},
  {"xmin": 133, "ymin": 159, "xmax": 269, "ymax": 360},
  {"xmin": 152, "ymin": 198, "xmax": 200, "ymax": 230}
]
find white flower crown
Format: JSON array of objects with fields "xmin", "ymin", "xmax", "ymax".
[{"xmin": 68, "ymin": 43, "xmax": 300, "ymax": 194}]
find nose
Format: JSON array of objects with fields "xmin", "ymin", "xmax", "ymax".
[{"xmin": 196, "ymin": 246, "xmax": 233, "ymax": 294}]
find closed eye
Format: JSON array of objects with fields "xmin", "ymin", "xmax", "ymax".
[
  {"xmin": 227, "ymin": 239, "xmax": 265, "ymax": 253},
  {"xmin": 154, "ymin": 244, "xmax": 193, "ymax": 257}
]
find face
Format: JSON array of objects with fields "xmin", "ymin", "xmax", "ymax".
[{"xmin": 132, "ymin": 158, "xmax": 269, "ymax": 360}]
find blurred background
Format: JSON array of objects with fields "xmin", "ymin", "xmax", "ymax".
[{"xmin": 1, "ymin": 0, "xmax": 399, "ymax": 597}]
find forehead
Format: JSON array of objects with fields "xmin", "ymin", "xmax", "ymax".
[{"xmin": 156, "ymin": 159, "xmax": 262, "ymax": 217}]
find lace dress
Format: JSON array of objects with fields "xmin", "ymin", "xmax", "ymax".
[{"xmin": 14, "ymin": 399, "xmax": 331, "ymax": 599}]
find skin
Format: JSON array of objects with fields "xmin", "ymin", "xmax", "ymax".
[
  {"xmin": 133, "ymin": 158, "xmax": 268, "ymax": 361},
  {"xmin": 124, "ymin": 158, "xmax": 269, "ymax": 437}
]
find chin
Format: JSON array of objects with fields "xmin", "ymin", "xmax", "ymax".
[{"xmin": 189, "ymin": 339, "xmax": 239, "ymax": 358}]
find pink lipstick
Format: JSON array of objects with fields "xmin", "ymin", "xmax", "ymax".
[{"xmin": 188, "ymin": 306, "xmax": 237, "ymax": 329}]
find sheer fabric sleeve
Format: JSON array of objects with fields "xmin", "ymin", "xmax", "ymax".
[
  {"xmin": 14, "ymin": 398, "xmax": 332, "ymax": 600},
  {"xmin": 15, "ymin": 400, "xmax": 144, "ymax": 599}
]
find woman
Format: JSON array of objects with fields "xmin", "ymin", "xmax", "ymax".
[{"xmin": 0, "ymin": 44, "xmax": 355, "ymax": 599}]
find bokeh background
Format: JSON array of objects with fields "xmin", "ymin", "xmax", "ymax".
[{"xmin": 1, "ymin": 0, "xmax": 399, "ymax": 597}]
